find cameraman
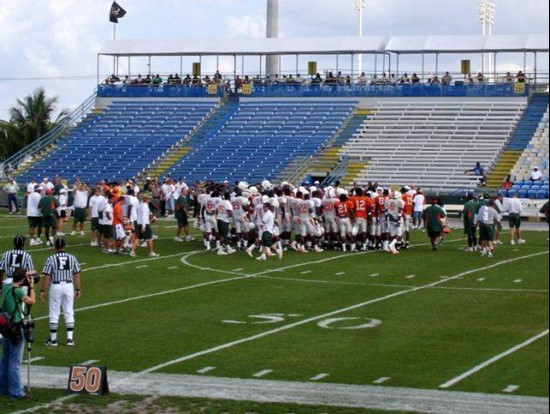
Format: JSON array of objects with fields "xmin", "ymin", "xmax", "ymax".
[{"xmin": 0, "ymin": 268, "xmax": 36, "ymax": 399}]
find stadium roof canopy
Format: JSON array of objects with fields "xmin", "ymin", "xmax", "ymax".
[
  {"xmin": 385, "ymin": 34, "xmax": 549, "ymax": 54},
  {"xmin": 99, "ymin": 36, "xmax": 387, "ymax": 57},
  {"xmin": 99, "ymin": 34, "xmax": 549, "ymax": 57}
]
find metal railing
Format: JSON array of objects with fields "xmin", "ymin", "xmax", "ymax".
[{"xmin": 2, "ymin": 90, "xmax": 98, "ymax": 177}]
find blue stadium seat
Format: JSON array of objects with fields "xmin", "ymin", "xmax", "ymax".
[{"xmin": 518, "ymin": 190, "xmax": 528, "ymax": 198}]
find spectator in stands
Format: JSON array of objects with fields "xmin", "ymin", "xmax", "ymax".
[
  {"xmin": 411, "ymin": 73, "xmax": 420, "ymax": 84},
  {"xmin": 295, "ymin": 74, "xmax": 304, "ymax": 84},
  {"xmin": 464, "ymin": 162, "xmax": 486, "ymax": 186},
  {"xmin": 346, "ymin": 75, "xmax": 353, "ymax": 85},
  {"xmin": 214, "ymin": 71, "xmax": 222, "ymax": 84},
  {"xmin": 505, "ymin": 72, "xmax": 514, "ymax": 83},
  {"xmin": 429, "ymin": 76, "xmax": 441, "ymax": 85},
  {"xmin": 132, "ymin": 74, "xmax": 144, "ymax": 85},
  {"xmin": 467, "ymin": 74, "xmax": 475, "ymax": 85},
  {"xmin": 516, "ymin": 71, "xmax": 526, "ymax": 83},
  {"xmin": 476, "ymin": 71, "xmax": 485, "ymax": 83},
  {"xmin": 183, "ymin": 74, "xmax": 192, "ymax": 86},
  {"xmin": 325, "ymin": 72, "xmax": 337, "ymax": 85},
  {"xmin": 123, "ymin": 75, "xmax": 132, "ymax": 85},
  {"xmin": 192, "ymin": 75, "xmax": 202, "ymax": 86},
  {"xmin": 143, "ymin": 75, "xmax": 152, "ymax": 85},
  {"xmin": 235, "ymin": 76, "xmax": 244, "ymax": 90},
  {"xmin": 174, "ymin": 74, "xmax": 182, "ymax": 84},
  {"xmin": 203, "ymin": 75, "xmax": 213, "ymax": 85},
  {"xmin": 152, "ymin": 74, "xmax": 163, "ymax": 86},
  {"xmin": 106, "ymin": 74, "xmax": 120, "ymax": 85},
  {"xmin": 530, "ymin": 167, "xmax": 543, "ymax": 181},
  {"xmin": 311, "ymin": 73, "xmax": 323, "ymax": 85},
  {"xmin": 502, "ymin": 175, "xmax": 514, "ymax": 191},
  {"xmin": 389, "ymin": 74, "xmax": 397, "ymax": 86},
  {"xmin": 398, "ymin": 73, "xmax": 410, "ymax": 84},
  {"xmin": 357, "ymin": 72, "xmax": 368, "ymax": 86},
  {"xmin": 442, "ymin": 72, "xmax": 453, "ymax": 85}
]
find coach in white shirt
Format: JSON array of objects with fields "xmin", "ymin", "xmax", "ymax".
[
  {"xmin": 412, "ymin": 189, "xmax": 425, "ymax": 228},
  {"xmin": 27, "ymin": 185, "xmax": 43, "ymax": 245},
  {"xmin": 507, "ymin": 194, "xmax": 525, "ymax": 245},
  {"xmin": 130, "ymin": 193, "xmax": 159, "ymax": 258}
]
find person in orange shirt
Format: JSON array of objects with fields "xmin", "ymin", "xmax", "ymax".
[
  {"xmin": 334, "ymin": 193, "xmax": 356, "ymax": 252},
  {"xmin": 401, "ymin": 188, "xmax": 414, "ymax": 249},
  {"xmin": 351, "ymin": 188, "xmax": 373, "ymax": 251},
  {"xmin": 112, "ymin": 197, "xmax": 127, "ymax": 253}
]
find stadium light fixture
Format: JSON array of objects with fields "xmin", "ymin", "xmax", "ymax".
[
  {"xmin": 478, "ymin": 0, "xmax": 495, "ymax": 77},
  {"xmin": 354, "ymin": 0, "xmax": 366, "ymax": 75}
]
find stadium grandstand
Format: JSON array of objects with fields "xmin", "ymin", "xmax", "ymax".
[{"xmin": 2, "ymin": 34, "xmax": 548, "ymax": 199}]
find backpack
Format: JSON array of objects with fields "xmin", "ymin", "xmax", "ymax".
[{"xmin": 0, "ymin": 286, "xmax": 23, "ymax": 345}]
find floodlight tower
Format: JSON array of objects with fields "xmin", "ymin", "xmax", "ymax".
[
  {"xmin": 266, "ymin": 0, "xmax": 280, "ymax": 78},
  {"xmin": 355, "ymin": 0, "xmax": 366, "ymax": 75},
  {"xmin": 479, "ymin": 0, "xmax": 495, "ymax": 77}
]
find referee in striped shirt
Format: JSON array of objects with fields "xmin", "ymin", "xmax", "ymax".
[
  {"xmin": 0, "ymin": 235, "xmax": 35, "ymax": 287},
  {"xmin": 40, "ymin": 239, "xmax": 82, "ymax": 347}
]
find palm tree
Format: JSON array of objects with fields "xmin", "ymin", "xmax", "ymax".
[{"xmin": 0, "ymin": 88, "xmax": 68, "ymax": 160}]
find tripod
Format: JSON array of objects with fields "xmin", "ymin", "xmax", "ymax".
[{"xmin": 24, "ymin": 311, "xmax": 35, "ymax": 395}]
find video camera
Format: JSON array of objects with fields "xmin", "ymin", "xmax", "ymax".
[{"xmin": 22, "ymin": 271, "xmax": 40, "ymax": 288}]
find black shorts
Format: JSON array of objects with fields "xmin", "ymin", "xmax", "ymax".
[
  {"xmin": 28, "ymin": 216, "xmax": 42, "ymax": 228},
  {"xmin": 91, "ymin": 218, "xmax": 100, "ymax": 231},
  {"xmin": 102, "ymin": 225, "xmax": 114, "ymax": 240}
]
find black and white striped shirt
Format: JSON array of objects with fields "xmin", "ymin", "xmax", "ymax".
[
  {"xmin": 0, "ymin": 249, "xmax": 35, "ymax": 283},
  {"xmin": 43, "ymin": 253, "xmax": 81, "ymax": 283}
]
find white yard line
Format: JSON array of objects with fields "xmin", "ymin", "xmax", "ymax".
[
  {"xmin": 503, "ymin": 385, "xmax": 520, "ymax": 393},
  {"xmin": 122, "ymin": 251, "xmax": 548, "ymax": 379},
  {"xmin": 22, "ymin": 356, "xmax": 44, "ymax": 364},
  {"xmin": 197, "ymin": 366, "xmax": 216, "ymax": 374},
  {"xmin": 253, "ymin": 369, "xmax": 273, "ymax": 378},
  {"xmin": 373, "ymin": 377, "xmax": 391, "ymax": 384},
  {"xmin": 76, "ymin": 359, "xmax": 100, "ymax": 365},
  {"xmin": 439, "ymin": 329, "xmax": 550, "ymax": 389},
  {"xmin": 310, "ymin": 373, "xmax": 330, "ymax": 381}
]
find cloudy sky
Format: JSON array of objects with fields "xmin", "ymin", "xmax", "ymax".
[{"xmin": 0, "ymin": 0, "xmax": 548, "ymax": 120}]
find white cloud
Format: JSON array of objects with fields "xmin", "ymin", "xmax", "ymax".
[{"xmin": 228, "ymin": 15, "xmax": 265, "ymax": 38}]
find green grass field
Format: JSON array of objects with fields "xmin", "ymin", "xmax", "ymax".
[{"xmin": 0, "ymin": 211, "xmax": 548, "ymax": 413}]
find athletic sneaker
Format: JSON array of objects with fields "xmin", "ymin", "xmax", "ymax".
[
  {"xmin": 30, "ymin": 239, "xmax": 38, "ymax": 246},
  {"xmin": 245, "ymin": 247, "xmax": 254, "ymax": 258},
  {"xmin": 35, "ymin": 238, "xmax": 43, "ymax": 245},
  {"xmin": 518, "ymin": 239, "xmax": 526, "ymax": 245},
  {"xmin": 44, "ymin": 339, "xmax": 58, "ymax": 347},
  {"xmin": 256, "ymin": 254, "xmax": 267, "ymax": 261},
  {"xmin": 227, "ymin": 247, "xmax": 236, "ymax": 255},
  {"xmin": 217, "ymin": 250, "xmax": 228, "ymax": 256},
  {"xmin": 67, "ymin": 339, "xmax": 75, "ymax": 347},
  {"xmin": 129, "ymin": 251, "xmax": 137, "ymax": 258},
  {"xmin": 277, "ymin": 250, "xmax": 284, "ymax": 260},
  {"xmin": 465, "ymin": 247, "xmax": 474, "ymax": 252},
  {"xmin": 70, "ymin": 231, "xmax": 76, "ymax": 236},
  {"xmin": 57, "ymin": 232, "xmax": 65, "ymax": 237},
  {"xmin": 80, "ymin": 231, "xmax": 85, "ymax": 236},
  {"xmin": 487, "ymin": 253, "xmax": 494, "ymax": 258},
  {"xmin": 185, "ymin": 235, "xmax": 194, "ymax": 242},
  {"xmin": 148, "ymin": 252, "xmax": 160, "ymax": 258},
  {"xmin": 314, "ymin": 246, "xmax": 324, "ymax": 253},
  {"xmin": 511, "ymin": 240, "xmax": 516, "ymax": 246},
  {"xmin": 174, "ymin": 237, "xmax": 184, "ymax": 242}
]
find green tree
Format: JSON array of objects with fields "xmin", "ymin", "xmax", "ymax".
[{"xmin": 0, "ymin": 88, "xmax": 68, "ymax": 161}]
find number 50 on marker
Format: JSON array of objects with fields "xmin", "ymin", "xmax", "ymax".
[{"xmin": 68, "ymin": 365, "xmax": 109, "ymax": 395}]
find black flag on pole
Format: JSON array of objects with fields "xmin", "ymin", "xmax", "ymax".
[{"xmin": 109, "ymin": 2, "xmax": 127, "ymax": 23}]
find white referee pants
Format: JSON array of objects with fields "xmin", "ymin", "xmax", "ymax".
[{"xmin": 49, "ymin": 282, "xmax": 75, "ymax": 327}]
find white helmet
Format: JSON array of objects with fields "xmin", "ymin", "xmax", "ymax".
[
  {"xmin": 261, "ymin": 195, "xmax": 270, "ymax": 204},
  {"xmin": 351, "ymin": 226, "xmax": 359, "ymax": 237},
  {"xmin": 281, "ymin": 181, "xmax": 290, "ymax": 188},
  {"xmin": 247, "ymin": 222, "xmax": 256, "ymax": 231},
  {"xmin": 261, "ymin": 180, "xmax": 272, "ymax": 191},
  {"xmin": 298, "ymin": 186, "xmax": 307, "ymax": 194},
  {"xmin": 238, "ymin": 181, "xmax": 249, "ymax": 191},
  {"xmin": 394, "ymin": 191, "xmax": 402, "ymax": 200},
  {"xmin": 249, "ymin": 186, "xmax": 259, "ymax": 196},
  {"xmin": 310, "ymin": 186, "xmax": 317, "ymax": 194},
  {"xmin": 314, "ymin": 223, "xmax": 326, "ymax": 237},
  {"xmin": 241, "ymin": 190, "xmax": 251, "ymax": 198},
  {"xmin": 337, "ymin": 188, "xmax": 348, "ymax": 197}
]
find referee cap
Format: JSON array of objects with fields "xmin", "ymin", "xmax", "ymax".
[{"xmin": 55, "ymin": 238, "xmax": 66, "ymax": 250}]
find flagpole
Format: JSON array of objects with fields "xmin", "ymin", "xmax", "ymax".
[{"xmin": 113, "ymin": 23, "xmax": 116, "ymax": 75}]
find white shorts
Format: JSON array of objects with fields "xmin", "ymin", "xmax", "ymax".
[
  {"xmin": 355, "ymin": 218, "xmax": 368, "ymax": 233},
  {"xmin": 324, "ymin": 217, "xmax": 338, "ymax": 234},
  {"xmin": 295, "ymin": 218, "xmax": 307, "ymax": 237},
  {"xmin": 379, "ymin": 217, "xmax": 389, "ymax": 234},
  {"xmin": 282, "ymin": 216, "xmax": 293, "ymax": 233},
  {"xmin": 115, "ymin": 224, "xmax": 126, "ymax": 240},
  {"xmin": 233, "ymin": 216, "xmax": 248, "ymax": 234},
  {"xmin": 339, "ymin": 218, "xmax": 353, "ymax": 238},
  {"xmin": 203, "ymin": 215, "xmax": 218, "ymax": 234},
  {"xmin": 304, "ymin": 219, "xmax": 316, "ymax": 237},
  {"xmin": 389, "ymin": 219, "xmax": 403, "ymax": 238}
]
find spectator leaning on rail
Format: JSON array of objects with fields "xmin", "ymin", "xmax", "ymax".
[
  {"xmin": 3, "ymin": 179, "xmax": 20, "ymax": 214},
  {"xmin": 441, "ymin": 72, "xmax": 453, "ymax": 85}
]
